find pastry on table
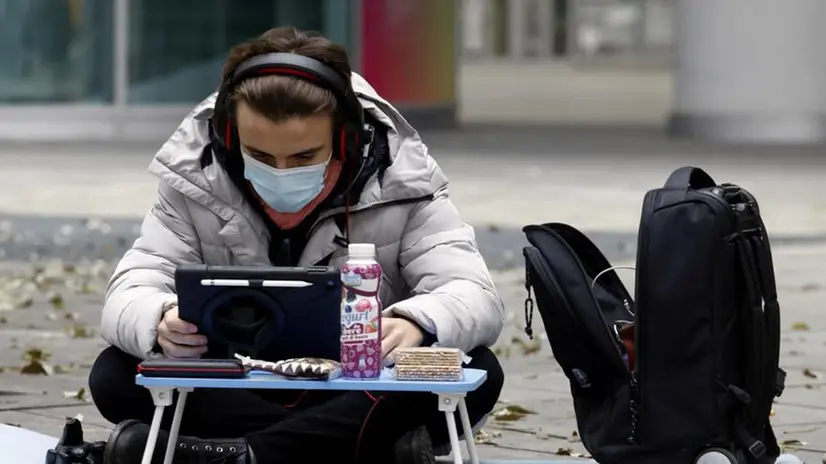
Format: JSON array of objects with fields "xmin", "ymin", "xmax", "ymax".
[{"xmin": 234, "ymin": 354, "xmax": 342, "ymax": 380}]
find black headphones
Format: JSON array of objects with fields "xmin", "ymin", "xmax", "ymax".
[{"xmin": 211, "ymin": 52, "xmax": 371, "ymax": 161}]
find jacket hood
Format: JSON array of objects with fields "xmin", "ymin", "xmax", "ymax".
[{"xmin": 148, "ymin": 73, "xmax": 447, "ymax": 221}]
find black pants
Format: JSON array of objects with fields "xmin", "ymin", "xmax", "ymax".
[{"xmin": 88, "ymin": 346, "xmax": 504, "ymax": 464}]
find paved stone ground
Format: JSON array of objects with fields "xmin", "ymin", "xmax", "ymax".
[{"xmin": 0, "ymin": 130, "xmax": 824, "ymax": 462}]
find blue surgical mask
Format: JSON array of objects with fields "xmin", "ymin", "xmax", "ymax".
[{"xmin": 241, "ymin": 151, "xmax": 332, "ymax": 213}]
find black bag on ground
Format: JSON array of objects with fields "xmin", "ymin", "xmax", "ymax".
[{"xmin": 522, "ymin": 167, "xmax": 785, "ymax": 464}]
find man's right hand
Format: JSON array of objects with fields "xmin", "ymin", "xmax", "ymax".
[{"xmin": 157, "ymin": 306, "xmax": 208, "ymax": 358}]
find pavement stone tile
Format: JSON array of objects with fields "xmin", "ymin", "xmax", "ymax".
[
  {"xmin": 0, "ymin": 406, "xmax": 109, "ymax": 441},
  {"xmin": 770, "ymin": 403, "xmax": 826, "ymax": 428}
]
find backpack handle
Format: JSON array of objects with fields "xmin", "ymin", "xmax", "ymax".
[{"xmin": 665, "ymin": 166, "xmax": 717, "ymax": 190}]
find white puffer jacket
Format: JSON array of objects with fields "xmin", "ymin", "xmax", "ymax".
[{"xmin": 101, "ymin": 74, "xmax": 505, "ymax": 359}]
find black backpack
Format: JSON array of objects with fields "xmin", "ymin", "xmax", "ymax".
[{"xmin": 522, "ymin": 167, "xmax": 785, "ymax": 464}]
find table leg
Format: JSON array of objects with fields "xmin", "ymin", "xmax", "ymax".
[
  {"xmin": 444, "ymin": 411, "xmax": 463, "ymax": 464},
  {"xmin": 141, "ymin": 388, "xmax": 174, "ymax": 464},
  {"xmin": 162, "ymin": 388, "xmax": 192, "ymax": 464},
  {"xmin": 458, "ymin": 399, "xmax": 480, "ymax": 464},
  {"xmin": 436, "ymin": 394, "xmax": 466, "ymax": 464}
]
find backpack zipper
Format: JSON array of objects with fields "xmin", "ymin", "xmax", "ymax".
[
  {"xmin": 631, "ymin": 190, "xmax": 657, "ymax": 445},
  {"xmin": 628, "ymin": 370, "xmax": 640, "ymax": 443}
]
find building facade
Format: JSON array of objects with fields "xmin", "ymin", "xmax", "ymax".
[
  {"xmin": 0, "ymin": 0, "xmax": 458, "ymax": 140},
  {"xmin": 460, "ymin": 0, "xmax": 674, "ymax": 63}
]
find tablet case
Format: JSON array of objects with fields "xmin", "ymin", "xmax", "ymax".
[
  {"xmin": 175, "ymin": 264, "xmax": 342, "ymax": 362},
  {"xmin": 138, "ymin": 359, "xmax": 248, "ymax": 378}
]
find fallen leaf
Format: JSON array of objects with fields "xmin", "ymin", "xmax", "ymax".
[
  {"xmin": 20, "ymin": 360, "xmax": 53, "ymax": 375},
  {"xmin": 48, "ymin": 293, "xmax": 65, "ymax": 310},
  {"xmin": 779, "ymin": 439, "xmax": 806, "ymax": 451},
  {"xmin": 62, "ymin": 387, "xmax": 89, "ymax": 402},
  {"xmin": 68, "ymin": 324, "xmax": 94, "ymax": 339},
  {"xmin": 511, "ymin": 336, "xmax": 542, "ymax": 356},
  {"xmin": 791, "ymin": 322, "xmax": 810, "ymax": 331},
  {"xmin": 79, "ymin": 283, "xmax": 95, "ymax": 295},
  {"xmin": 491, "ymin": 404, "xmax": 538, "ymax": 422},
  {"xmin": 492, "ymin": 346, "xmax": 511, "ymax": 359},
  {"xmin": 23, "ymin": 348, "xmax": 50, "ymax": 363},
  {"xmin": 21, "ymin": 347, "xmax": 54, "ymax": 374},
  {"xmin": 803, "ymin": 368, "xmax": 821, "ymax": 379},
  {"xmin": 554, "ymin": 447, "xmax": 591, "ymax": 458},
  {"xmin": 53, "ymin": 364, "xmax": 75, "ymax": 374},
  {"xmin": 473, "ymin": 428, "xmax": 501, "ymax": 445},
  {"xmin": 571, "ymin": 430, "xmax": 581, "ymax": 442}
]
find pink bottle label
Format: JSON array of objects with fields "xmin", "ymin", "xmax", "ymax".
[{"xmin": 340, "ymin": 262, "xmax": 382, "ymax": 379}]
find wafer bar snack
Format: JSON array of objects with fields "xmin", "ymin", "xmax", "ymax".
[
  {"xmin": 393, "ymin": 347, "xmax": 464, "ymax": 381},
  {"xmin": 394, "ymin": 347, "xmax": 463, "ymax": 366}
]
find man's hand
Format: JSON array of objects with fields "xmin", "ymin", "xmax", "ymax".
[
  {"xmin": 381, "ymin": 317, "xmax": 424, "ymax": 361},
  {"xmin": 157, "ymin": 306, "xmax": 208, "ymax": 358}
]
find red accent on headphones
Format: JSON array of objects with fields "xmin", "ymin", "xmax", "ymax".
[{"xmin": 218, "ymin": 63, "xmax": 362, "ymax": 165}]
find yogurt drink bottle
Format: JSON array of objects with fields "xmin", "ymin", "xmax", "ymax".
[{"xmin": 340, "ymin": 243, "xmax": 383, "ymax": 379}]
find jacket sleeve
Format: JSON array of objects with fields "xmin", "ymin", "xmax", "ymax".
[
  {"xmin": 384, "ymin": 188, "xmax": 506, "ymax": 353},
  {"xmin": 100, "ymin": 181, "xmax": 203, "ymax": 359}
]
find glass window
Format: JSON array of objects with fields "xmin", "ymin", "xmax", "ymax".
[
  {"xmin": 0, "ymin": 0, "xmax": 114, "ymax": 103},
  {"xmin": 127, "ymin": 0, "xmax": 354, "ymax": 104}
]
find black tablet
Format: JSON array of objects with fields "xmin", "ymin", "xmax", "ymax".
[{"xmin": 175, "ymin": 264, "xmax": 342, "ymax": 362}]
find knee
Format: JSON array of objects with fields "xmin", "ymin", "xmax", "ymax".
[
  {"xmin": 88, "ymin": 346, "xmax": 141, "ymax": 423},
  {"xmin": 466, "ymin": 346, "xmax": 504, "ymax": 408}
]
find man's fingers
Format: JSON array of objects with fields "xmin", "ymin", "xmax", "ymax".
[
  {"xmin": 380, "ymin": 318, "xmax": 397, "ymax": 339},
  {"xmin": 164, "ymin": 316, "xmax": 199, "ymax": 334},
  {"xmin": 165, "ymin": 331, "xmax": 208, "ymax": 347},
  {"xmin": 381, "ymin": 330, "xmax": 401, "ymax": 359},
  {"xmin": 158, "ymin": 338, "xmax": 207, "ymax": 359},
  {"xmin": 382, "ymin": 350, "xmax": 397, "ymax": 367}
]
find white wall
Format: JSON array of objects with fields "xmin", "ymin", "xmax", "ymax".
[{"xmin": 670, "ymin": 0, "xmax": 826, "ymax": 143}]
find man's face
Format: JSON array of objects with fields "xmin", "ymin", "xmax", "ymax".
[{"xmin": 235, "ymin": 101, "xmax": 334, "ymax": 170}]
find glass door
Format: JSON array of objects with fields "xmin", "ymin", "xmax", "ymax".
[{"xmin": 127, "ymin": 0, "xmax": 354, "ymax": 104}]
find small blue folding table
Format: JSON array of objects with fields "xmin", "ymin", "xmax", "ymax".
[{"xmin": 136, "ymin": 368, "xmax": 489, "ymax": 464}]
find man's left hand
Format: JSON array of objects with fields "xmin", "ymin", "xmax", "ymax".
[{"xmin": 381, "ymin": 317, "xmax": 424, "ymax": 361}]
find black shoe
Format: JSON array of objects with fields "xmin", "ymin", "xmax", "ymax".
[
  {"xmin": 103, "ymin": 420, "xmax": 251, "ymax": 464},
  {"xmin": 394, "ymin": 426, "xmax": 435, "ymax": 464},
  {"xmin": 46, "ymin": 417, "xmax": 106, "ymax": 463}
]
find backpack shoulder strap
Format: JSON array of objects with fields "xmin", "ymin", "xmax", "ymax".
[
  {"xmin": 745, "ymin": 195, "xmax": 785, "ymax": 399},
  {"xmin": 730, "ymin": 197, "xmax": 784, "ymax": 460}
]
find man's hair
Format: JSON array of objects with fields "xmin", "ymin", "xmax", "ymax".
[{"xmin": 222, "ymin": 26, "xmax": 352, "ymax": 123}]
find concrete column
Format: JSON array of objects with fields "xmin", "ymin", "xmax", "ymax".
[
  {"xmin": 669, "ymin": 0, "xmax": 826, "ymax": 144},
  {"xmin": 534, "ymin": 0, "xmax": 553, "ymax": 57},
  {"xmin": 507, "ymin": 0, "xmax": 529, "ymax": 58}
]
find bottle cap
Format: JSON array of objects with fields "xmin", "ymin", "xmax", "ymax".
[{"xmin": 348, "ymin": 243, "xmax": 376, "ymax": 259}]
